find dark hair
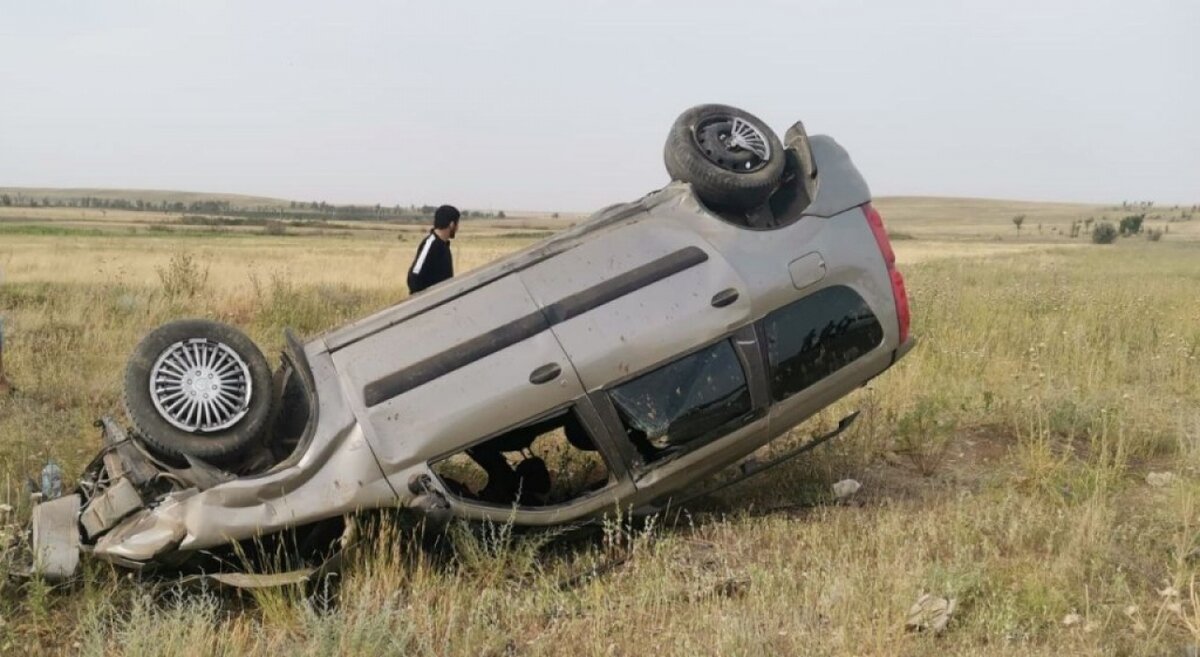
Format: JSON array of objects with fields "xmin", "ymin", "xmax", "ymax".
[{"xmin": 434, "ymin": 205, "xmax": 460, "ymax": 229}]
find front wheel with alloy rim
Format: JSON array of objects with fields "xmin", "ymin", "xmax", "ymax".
[
  {"xmin": 664, "ymin": 104, "xmax": 785, "ymax": 211},
  {"xmin": 123, "ymin": 319, "xmax": 273, "ymax": 464}
]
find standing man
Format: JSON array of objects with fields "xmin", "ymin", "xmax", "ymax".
[{"xmin": 406, "ymin": 204, "xmax": 459, "ymax": 295}]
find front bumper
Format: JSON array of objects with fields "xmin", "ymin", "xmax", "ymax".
[
  {"xmin": 29, "ymin": 417, "xmax": 190, "ymax": 579},
  {"xmin": 31, "ymin": 397, "xmax": 395, "ymax": 579}
]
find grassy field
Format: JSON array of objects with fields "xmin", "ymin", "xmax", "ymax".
[
  {"xmin": 1, "ymin": 196, "xmax": 1198, "ymax": 655},
  {"xmin": 0, "ymin": 187, "xmax": 295, "ymax": 209}
]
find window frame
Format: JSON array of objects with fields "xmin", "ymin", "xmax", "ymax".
[
  {"xmin": 426, "ymin": 395, "xmax": 628, "ymax": 511},
  {"xmin": 591, "ymin": 324, "xmax": 770, "ymax": 475},
  {"xmin": 758, "ymin": 284, "xmax": 886, "ymax": 403}
]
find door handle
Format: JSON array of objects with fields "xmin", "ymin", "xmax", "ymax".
[
  {"xmin": 529, "ymin": 363, "xmax": 562, "ymax": 384},
  {"xmin": 711, "ymin": 288, "xmax": 740, "ymax": 308}
]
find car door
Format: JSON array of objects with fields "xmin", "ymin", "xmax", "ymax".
[
  {"xmin": 758, "ymin": 282, "xmax": 888, "ymax": 429},
  {"xmin": 518, "ymin": 214, "xmax": 766, "ymax": 481},
  {"xmin": 518, "ymin": 216, "xmax": 751, "ymax": 392},
  {"xmin": 328, "ymin": 275, "xmax": 606, "ymax": 501}
]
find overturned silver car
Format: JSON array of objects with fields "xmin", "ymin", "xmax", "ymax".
[{"xmin": 32, "ymin": 104, "xmax": 913, "ymax": 579}]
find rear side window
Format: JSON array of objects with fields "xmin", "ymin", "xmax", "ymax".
[
  {"xmin": 764, "ymin": 285, "xmax": 883, "ymax": 401},
  {"xmin": 609, "ymin": 340, "xmax": 753, "ymax": 464}
]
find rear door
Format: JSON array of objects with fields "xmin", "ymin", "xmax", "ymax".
[
  {"xmin": 518, "ymin": 216, "xmax": 752, "ymax": 392},
  {"xmin": 518, "ymin": 215, "xmax": 762, "ymax": 476},
  {"xmin": 704, "ymin": 204, "xmax": 896, "ymax": 432}
]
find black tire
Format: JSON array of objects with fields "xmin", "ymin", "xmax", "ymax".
[
  {"xmin": 124, "ymin": 319, "xmax": 272, "ymax": 464},
  {"xmin": 664, "ymin": 104, "xmax": 785, "ymax": 210}
]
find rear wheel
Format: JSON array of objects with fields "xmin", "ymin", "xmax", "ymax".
[
  {"xmin": 124, "ymin": 319, "xmax": 272, "ymax": 464},
  {"xmin": 664, "ymin": 104, "xmax": 784, "ymax": 210}
]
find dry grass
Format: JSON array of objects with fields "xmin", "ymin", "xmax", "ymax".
[
  {"xmin": 874, "ymin": 197, "xmax": 1200, "ymax": 242},
  {"xmin": 0, "ymin": 233, "xmax": 540, "ymax": 296},
  {"xmin": 0, "ymin": 187, "xmax": 293, "ymax": 208},
  {"xmin": 0, "ymin": 200, "xmax": 1198, "ymax": 655}
]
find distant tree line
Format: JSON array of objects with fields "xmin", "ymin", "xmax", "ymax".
[{"xmin": 0, "ymin": 193, "xmax": 505, "ymax": 223}]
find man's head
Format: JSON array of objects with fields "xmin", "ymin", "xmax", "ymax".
[{"xmin": 433, "ymin": 205, "xmax": 460, "ymax": 239}]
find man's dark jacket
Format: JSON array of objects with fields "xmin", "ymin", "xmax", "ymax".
[{"xmin": 407, "ymin": 230, "xmax": 453, "ymax": 294}]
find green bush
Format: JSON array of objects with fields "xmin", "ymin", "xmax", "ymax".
[
  {"xmin": 1118, "ymin": 214, "xmax": 1145, "ymax": 236},
  {"xmin": 1091, "ymin": 221, "xmax": 1118, "ymax": 244},
  {"xmin": 156, "ymin": 252, "xmax": 209, "ymax": 300}
]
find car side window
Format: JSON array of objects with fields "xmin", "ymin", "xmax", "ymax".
[
  {"xmin": 430, "ymin": 406, "xmax": 612, "ymax": 508},
  {"xmin": 609, "ymin": 340, "xmax": 754, "ymax": 464},
  {"xmin": 763, "ymin": 285, "xmax": 884, "ymax": 401}
]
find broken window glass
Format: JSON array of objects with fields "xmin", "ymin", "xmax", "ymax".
[
  {"xmin": 764, "ymin": 285, "xmax": 883, "ymax": 401},
  {"xmin": 430, "ymin": 407, "xmax": 611, "ymax": 507},
  {"xmin": 609, "ymin": 340, "xmax": 753, "ymax": 464}
]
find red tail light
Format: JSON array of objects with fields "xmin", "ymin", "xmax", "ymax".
[{"xmin": 862, "ymin": 203, "xmax": 910, "ymax": 344}]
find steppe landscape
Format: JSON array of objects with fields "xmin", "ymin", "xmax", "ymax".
[{"xmin": 0, "ymin": 191, "xmax": 1197, "ymax": 655}]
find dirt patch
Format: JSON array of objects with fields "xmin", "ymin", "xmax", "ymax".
[{"xmin": 857, "ymin": 425, "xmax": 1016, "ymax": 503}]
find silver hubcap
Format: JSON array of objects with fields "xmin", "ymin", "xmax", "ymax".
[
  {"xmin": 727, "ymin": 117, "xmax": 770, "ymax": 161},
  {"xmin": 694, "ymin": 115, "xmax": 772, "ymax": 172},
  {"xmin": 150, "ymin": 338, "xmax": 251, "ymax": 433}
]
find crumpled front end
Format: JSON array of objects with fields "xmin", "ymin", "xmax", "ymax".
[
  {"xmin": 28, "ymin": 418, "xmax": 189, "ymax": 578},
  {"xmin": 30, "ymin": 337, "xmax": 401, "ymax": 579}
]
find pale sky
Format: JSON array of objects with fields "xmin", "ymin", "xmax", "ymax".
[{"xmin": 1, "ymin": 0, "xmax": 1197, "ymax": 211}]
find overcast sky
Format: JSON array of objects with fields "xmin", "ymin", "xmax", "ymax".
[{"xmin": 1, "ymin": 0, "xmax": 1196, "ymax": 211}]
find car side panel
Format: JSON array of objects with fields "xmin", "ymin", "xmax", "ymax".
[
  {"xmin": 686, "ymin": 200, "xmax": 898, "ymax": 435},
  {"xmin": 518, "ymin": 215, "xmax": 752, "ymax": 392},
  {"xmin": 328, "ymin": 275, "xmax": 587, "ymax": 477}
]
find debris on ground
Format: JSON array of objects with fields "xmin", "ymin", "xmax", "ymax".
[
  {"xmin": 1124, "ymin": 604, "xmax": 1147, "ymax": 633},
  {"xmin": 1160, "ymin": 586, "xmax": 1184, "ymax": 615},
  {"xmin": 0, "ymin": 504, "xmax": 12, "ymax": 546},
  {"xmin": 681, "ymin": 573, "xmax": 751, "ymax": 602},
  {"xmin": 40, "ymin": 461, "xmax": 64, "ymax": 500},
  {"xmin": 712, "ymin": 576, "xmax": 751, "ymax": 599},
  {"xmin": 1147, "ymin": 472, "xmax": 1178, "ymax": 488},
  {"xmin": 906, "ymin": 593, "xmax": 956, "ymax": 634},
  {"xmin": 30, "ymin": 494, "xmax": 81, "ymax": 582},
  {"xmin": 831, "ymin": 479, "xmax": 862, "ymax": 501}
]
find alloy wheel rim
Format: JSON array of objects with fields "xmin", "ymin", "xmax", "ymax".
[{"xmin": 149, "ymin": 338, "xmax": 251, "ymax": 432}]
